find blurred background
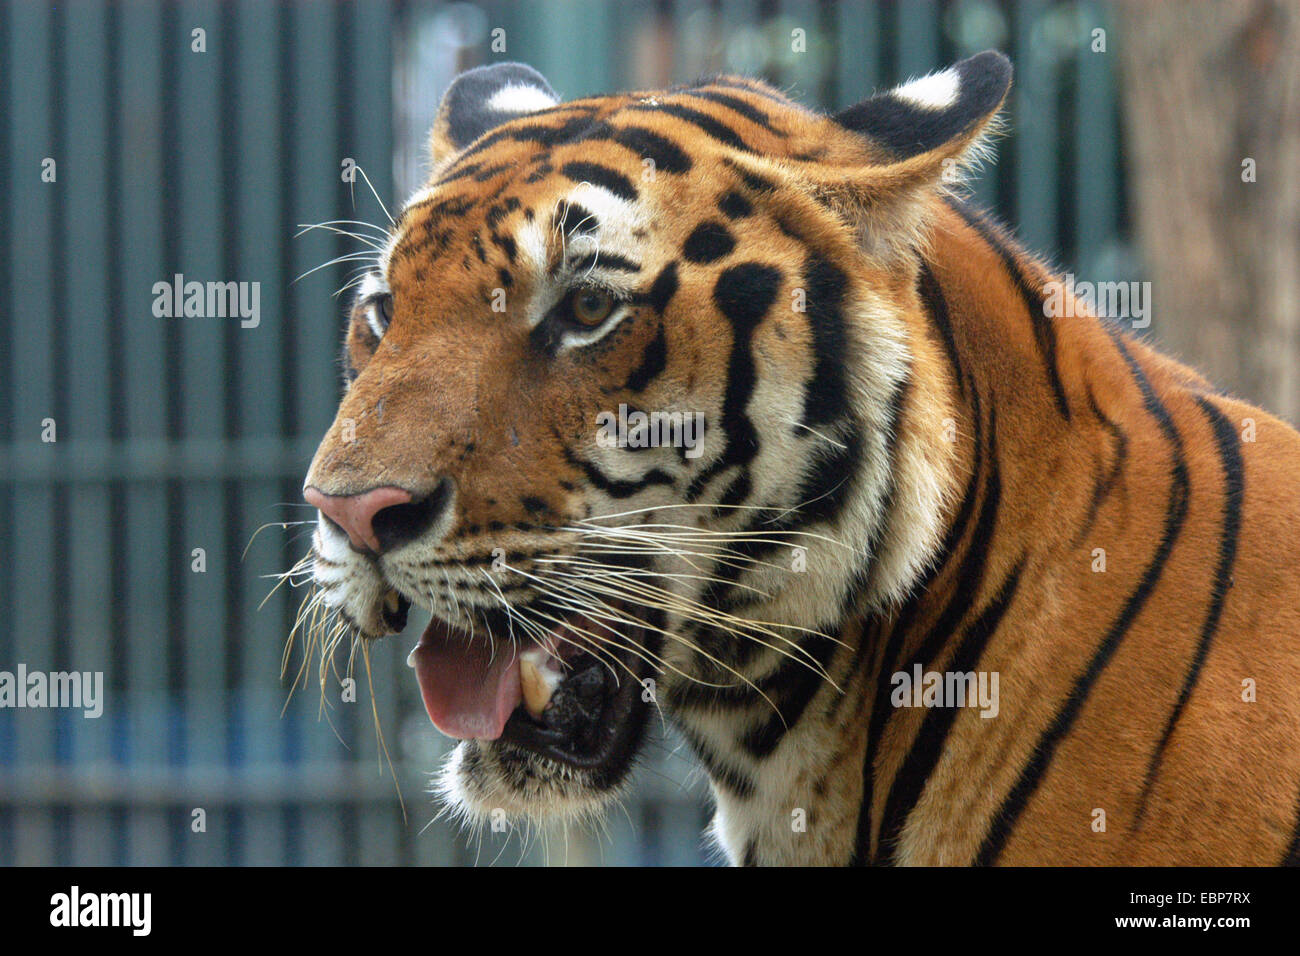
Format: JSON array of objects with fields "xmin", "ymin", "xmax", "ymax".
[{"xmin": 0, "ymin": 0, "xmax": 1294, "ymax": 866}]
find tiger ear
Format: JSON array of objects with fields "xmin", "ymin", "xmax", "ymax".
[
  {"xmin": 824, "ymin": 51, "xmax": 1011, "ymax": 261},
  {"xmin": 430, "ymin": 62, "xmax": 560, "ymax": 164},
  {"xmin": 835, "ymin": 50, "xmax": 1011, "ymax": 167}
]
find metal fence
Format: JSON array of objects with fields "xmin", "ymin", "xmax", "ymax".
[{"xmin": 0, "ymin": 0, "xmax": 1123, "ymax": 866}]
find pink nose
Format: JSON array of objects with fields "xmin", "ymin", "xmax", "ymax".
[{"xmin": 304, "ymin": 486, "xmax": 412, "ymax": 553}]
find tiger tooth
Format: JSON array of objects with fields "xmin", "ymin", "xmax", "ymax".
[
  {"xmin": 520, "ymin": 657, "xmax": 551, "ymax": 719},
  {"xmin": 383, "ymin": 589, "xmax": 400, "ymax": 614},
  {"xmin": 520, "ymin": 647, "xmax": 562, "ymax": 718}
]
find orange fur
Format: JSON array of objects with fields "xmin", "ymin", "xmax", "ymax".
[{"xmin": 301, "ymin": 62, "xmax": 1300, "ymax": 865}]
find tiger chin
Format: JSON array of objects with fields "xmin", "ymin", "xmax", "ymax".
[{"xmin": 297, "ymin": 53, "xmax": 1300, "ymax": 866}]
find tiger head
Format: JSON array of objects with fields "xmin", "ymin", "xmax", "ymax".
[{"xmin": 300, "ymin": 55, "xmax": 1010, "ymax": 827}]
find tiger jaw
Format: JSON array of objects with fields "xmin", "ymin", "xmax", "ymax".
[
  {"xmin": 406, "ymin": 600, "xmax": 656, "ymax": 768},
  {"xmin": 306, "ymin": 517, "xmax": 661, "ymax": 805}
]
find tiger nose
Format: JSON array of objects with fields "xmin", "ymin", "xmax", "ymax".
[
  {"xmin": 304, "ymin": 481, "xmax": 457, "ymax": 554},
  {"xmin": 304, "ymin": 486, "xmax": 412, "ymax": 553},
  {"xmin": 305, "ymin": 477, "xmax": 457, "ymax": 554}
]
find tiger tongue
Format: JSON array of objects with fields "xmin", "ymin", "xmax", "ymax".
[{"xmin": 408, "ymin": 619, "xmax": 522, "ymax": 740}]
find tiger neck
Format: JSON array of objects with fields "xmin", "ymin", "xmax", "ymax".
[
  {"xmin": 674, "ymin": 198, "xmax": 1093, "ymax": 865},
  {"xmin": 669, "ymin": 203, "xmax": 990, "ymax": 865}
]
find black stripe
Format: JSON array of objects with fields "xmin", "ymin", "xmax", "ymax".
[
  {"xmin": 682, "ymin": 220, "xmax": 736, "ymax": 264},
  {"xmin": 434, "ymin": 161, "xmax": 482, "ymax": 186},
  {"xmin": 456, "ymin": 109, "xmax": 601, "ymax": 160},
  {"xmin": 849, "ymin": 385, "xmax": 986, "ymax": 864},
  {"xmin": 704, "ymin": 76, "xmax": 793, "ymax": 106},
  {"xmin": 489, "ymin": 232, "xmax": 516, "ymax": 263},
  {"xmin": 629, "ymin": 261, "xmax": 679, "ymax": 316},
  {"xmin": 554, "ymin": 201, "xmax": 599, "ymax": 237},
  {"xmin": 800, "ymin": 252, "xmax": 852, "ymax": 428},
  {"xmin": 836, "ymin": 375, "xmax": 910, "ymax": 623},
  {"xmin": 722, "ymin": 159, "xmax": 776, "ymax": 194},
  {"xmin": 739, "ymin": 634, "xmax": 842, "ymax": 760},
  {"xmin": 524, "ymin": 162, "xmax": 554, "ymax": 184},
  {"xmin": 559, "ymin": 161, "xmax": 638, "ymax": 202},
  {"xmin": 680, "ymin": 89, "xmax": 776, "ymax": 131},
  {"xmin": 676, "ymin": 724, "xmax": 756, "ymax": 799},
  {"xmin": 1132, "ymin": 394, "xmax": 1244, "ymax": 826},
  {"xmin": 717, "ymin": 190, "xmax": 752, "ymax": 220},
  {"xmin": 562, "ymin": 447, "xmax": 674, "ymax": 499},
  {"xmin": 610, "ymin": 125, "xmax": 693, "ymax": 174},
  {"xmin": 399, "ymin": 191, "xmax": 476, "ymax": 224},
  {"xmin": 1077, "ymin": 389, "xmax": 1129, "ymax": 544},
  {"xmin": 665, "ymin": 672, "xmax": 759, "ymax": 711},
  {"xmin": 633, "ymin": 101, "xmax": 753, "ymax": 152},
  {"xmin": 623, "ymin": 325, "xmax": 667, "ymax": 392},
  {"xmin": 485, "ymin": 196, "xmax": 521, "ymax": 230},
  {"xmin": 902, "ymin": 405, "xmax": 1003, "ymax": 674},
  {"xmin": 917, "ymin": 263, "xmax": 964, "ymax": 398},
  {"xmin": 1283, "ymin": 797, "xmax": 1300, "ymax": 864},
  {"xmin": 948, "ymin": 199, "xmax": 1071, "ymax": 421},
  {"xmin": 473, "ymin": 162, "xmax": 513, "ymax": 182},
  {"xmin": 867, "ymin": 408, "xmax": 1004, "ymax": 863},
  {"xmin": 974, "ymin": 331, "xmax": 1190, "ymax": 865},
  {"xmin": 568, "ymin": 250, "xmax": 641, "ymax": 274},
  {"xmin": 696, "ymin": 421, "xmax": 865, "ymax": 616},
  {"xmin": 875, "ymin": 557, "xmax": 1026, "ymax": 865},
  {"xmin": 685, "ymin": 263, "xmax": 781, "ymax": 503}
]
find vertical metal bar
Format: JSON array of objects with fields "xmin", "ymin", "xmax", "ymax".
[
  {"xmin": 1073, "ymin": 3, "xmax": 1116, "ymax": 275},
  {"xmin": 895, "ymin": 0, "xmax": 939, "ymax": 79},
  {"xmin": 575, "ymin": 0, "xmax": 616, "ymax": 97},
  {"xmin": 118, "ymin": 0, "xmax": 170, "ymax": 867},
  {"xmin": 177, "ymin": 0, "xmax": 228, "ymax": 864},
  {"xmin": 1013, "ymin": 0, "xmax": 1058, "ymax": 255},
  {"xmin": 0, "ymin": 0, "xmax": 15, "ymax": 867},
  {"xmin": 779, "ymin": 0, "xmax": 821, "ymax": 100},
  {"xmin": 62, "ymin": 0, "xmax": 113, "ymax": 866},
  {"xmin": 835, "ymin": 0, "xmax": 880, "ymax": 109},
  {"xmin": 715, "ymin": 0, "xmax": 757, "ymax": 80},
  {"xmin": 670, "ymin": 0, "xmax": 716, "ymax": 84},
  {"xmin": 517, "ymin": 0, "xmax": 615, "ymax": 99},
  {"xmin": 6, "ymin": 0, "xmax": 57, "ymax": 866},
  {"xmin": 616, "ymin": 0, "xmax": 661, "ymax": 88},
  {"xmin": 232, "ymin": 0, "xmax": 288, "ymax": 867},
  {"xmin": 288, "ymin": 0, "xmax": 344, "ymax": 866}
]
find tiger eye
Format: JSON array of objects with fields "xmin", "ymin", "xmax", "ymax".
[{"xmin": 572, "ymin": 288, "xmax": 615, "ymax": 327}]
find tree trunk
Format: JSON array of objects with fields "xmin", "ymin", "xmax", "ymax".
[{"xmin": 1116, "ymin": 0, "xmax": 1300, "ymax": 422}]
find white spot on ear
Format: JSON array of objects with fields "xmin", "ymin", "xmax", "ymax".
[
  {"xmin": 893, "ymin": 68, "xmax": 960, "ymax": 110},
  {"xmin": 487, "ymin": 83, "xmax": 558, "ymax": 115}
]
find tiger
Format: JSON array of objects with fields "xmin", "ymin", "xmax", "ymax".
[{"xmin": 297, "ymin": 52, "xmax": 1300, "ymax": 866}]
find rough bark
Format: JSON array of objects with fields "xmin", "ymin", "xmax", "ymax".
[{"xmin": 1116, "ymin": 0, "xmax": 1300, "ymax": 421}]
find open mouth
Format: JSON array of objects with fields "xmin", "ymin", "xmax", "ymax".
[{"xmin": 406, "ymin": 603, "xmax": 656, "ymax": 773}]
